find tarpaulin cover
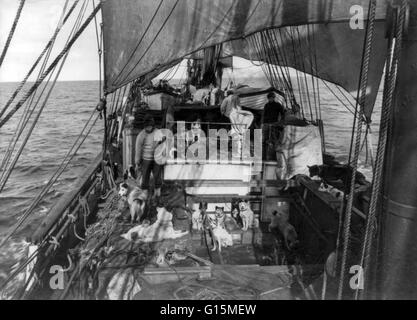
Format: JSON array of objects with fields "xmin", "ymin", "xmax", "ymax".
[
  {"xmin": 276, "ymin": 125, "xmax": 323, "ymax": 180},
  {"xmin": 102, "ymin": 0, "xmax": 388, "ymax": 119}
]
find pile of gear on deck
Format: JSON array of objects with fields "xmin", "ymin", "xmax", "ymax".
[{"xmin": 63, "ymin": 178, "xmax": 276, "ymax": 300}]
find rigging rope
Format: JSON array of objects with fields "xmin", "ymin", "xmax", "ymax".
[
  {"xmin": 0, "ymin": 0, "xmax": 78, "ymax": 119},
  {"xmin": 0, "ymin": 0, "xmax": 78, "ymax": 174},
  {"xmin": 355, "ymin": 1, "xmax": 407, "ymax": 300},
  {"xmin": 295, "ymin": 27, "xmax": 315, "ymax": 122},
  {"xmin": 118, "ymin": 0, "xmax": 180, "ymax": 87},
  {"xmin": 0, "ymin": 2, "xmax": 87, "ymax": 193},
  {"xmin": 337, "ymin": 0, "xmax": 377, "ymax": 300},
  {"xmin": 0, "ymin": 1, "xmax": 102, "ymax": 129},
  {"xmin": 111, "ymin": 0, "xmax": 165, "ymax": 86},
  {"xmin": 0, "ymin": 0, "xmax": 90, "ymax": 192},
  {"xmin": 288, "ymin": 27, "xmax": 307, "ymax": 119},
  {"xmin": 0, "ymin": 0, "xmax": 26, "ymax": 69},
  {"xmin": 92, "ymin": 0, "xmax": 103, "ymax": 99},
  {"xmin": 0, "ymin": 111, "xmax": 100, "ymax": 249}
]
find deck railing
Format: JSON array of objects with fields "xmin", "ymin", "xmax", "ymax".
[{"xmin": 31, "ymin": 153, "xmax": 104, "ymax": 245}]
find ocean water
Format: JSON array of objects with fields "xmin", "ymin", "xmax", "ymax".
[
  {"xmin": 0, "ymin": 79, "xmax": 381, "ymax": 285},
  {"xmin": 0, "ymin": 81, "xmax": 103, "ymax": 281}
]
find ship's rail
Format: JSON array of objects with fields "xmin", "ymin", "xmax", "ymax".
[{"xmin": 31, "ymin": 153, "xmax": 103, "ymax": 245}]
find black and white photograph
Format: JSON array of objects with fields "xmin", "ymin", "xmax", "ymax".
[{"xmin": 0, "ymin": 0, "xmax": 416, "ymax": 305}]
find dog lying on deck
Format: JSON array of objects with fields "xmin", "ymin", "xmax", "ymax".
[
  {"xmin": 308, "ymin": 164, "xmax": 368, "ymax": 192},
  {"xmin": 122, "ymin": 206, "xmax": 188, "ymax": 243},
  {"xmin": 118, "ymin": 182, "xmax": 147, "ymax": 223}
]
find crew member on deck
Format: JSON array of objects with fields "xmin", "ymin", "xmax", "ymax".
[
  {"xmin": 220, "ymin": 90, "xmax": 254, "ymax": 156},
  {"xmin": 135, "ymin": 114, "xmax": 164, "ymax": 199},
  {"xmin": 263, "ymin": 92, "xmax": 286, "ymax": 124},
  {"xmin": 262, "ymin": 92, "xmax": 286, "ymax": 160}
]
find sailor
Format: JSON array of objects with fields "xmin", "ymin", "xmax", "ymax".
[
  {"xmin": 135, "ymin": 114, "xmax": 164, "ymax": 199},
  {"xmin": 220, "ymin": 90, "xmax": 254, "ymax": 156},
  {"xmin": 262, "ymin": 92, "xmax": 286, "ymax": 160},
  {"xmin": 208, "ymin": 83, "xmax": 224, "ymax": 106},
  {"xmin": 263, "ymin": 92, "xmax": 286, "ymax": 124}
]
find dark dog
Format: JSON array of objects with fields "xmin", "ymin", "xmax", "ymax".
[
  {"xmin": 231, "ymin": 199, "xmax": 243, "ymax": 227},
  {"xmin": 308, "ymin": 164, "xmax": 368, "ymax": 192}
]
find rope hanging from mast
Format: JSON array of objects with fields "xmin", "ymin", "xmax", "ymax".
[
  {"xmin": 0, "ymin": 0, "xmax": 104, "ymax": 250},
  {"xmin": 0, "ymin": 109, "xmax": 100, "ymax": 250},
  {"xmin": 0, "ymin": 0, "xmax": 92, "ymax": 193},
  {"xmin": 0, "ymin": 0, "xmax": 26, "ymax": 69},
  {"xmin": 0, "ymin": 0, "xmax": 75, "ymax": 177},
  {"xmin": 337, "ymin": 0, "xmax": 378, "ymax": 300},
  {"xmin": 0, "ymin": 0, "xmax": 78, "ymax": 119},
  {"xmin": 356, "ymin": 1, "xmax": 407, "ymax": 300}
]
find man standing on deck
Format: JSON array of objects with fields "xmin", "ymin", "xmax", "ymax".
[
  {"xmin": 135, "ymin": 114, "xmax": 163, "ymax": 199},
  {"xmin": 220, "ymin": 90, "xmax": 254, "ymax": 156},
  {"xmin": 262, "ymin": 92, "xmax": 286, "ymax": 160}
]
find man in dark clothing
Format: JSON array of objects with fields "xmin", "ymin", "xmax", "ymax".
[
  {"xmin": 262, "ymin": 92, "xmax": 286, "ymax": 160},
  {"xmin": 263, "ymin": 92, "xmax": 286, "ymax": 124}
]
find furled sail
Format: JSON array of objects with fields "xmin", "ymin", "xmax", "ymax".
[{"xmin": 102, "ymin": 0, "xmax": 388, "ymax": 119}]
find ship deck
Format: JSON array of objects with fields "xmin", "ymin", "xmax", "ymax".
[{"xmin": 52, "ymin": 186, "xmax": 301, "ymax": 300}]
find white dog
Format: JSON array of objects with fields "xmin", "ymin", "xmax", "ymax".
[
  {"xmin": 122, "ymin": 206, "xmax": 188, "ymax": 243},
  {"xmin": 191, "ymin": 202, "xmax": 206, "ymax": 231},
  {"xmin": 118, "ymin": 182, "xmax": 147, "ymax": 223},
  {"xmin": 207, "ymin": 215, "xmax": 233, "ymax": 252},
  {"xmin": 239, "ymin": 200, "xmax": 254, "ymax": 231}
]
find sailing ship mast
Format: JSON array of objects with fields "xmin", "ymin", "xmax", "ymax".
[{"xmin": 378, "ymin": 0, "xmax": 417, "ymax": 299}]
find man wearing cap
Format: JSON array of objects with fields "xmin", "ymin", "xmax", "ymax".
[
  {"xmin": 135, "ymin": 114, "xmax": 164, "ymax": 199},
  {"xmin": 263, "ymin": 92, "xmax": 286, "ymax": 124},
  {"xmin": 262, "ymin": 92, "xmax": 286, "ymax": 160}
]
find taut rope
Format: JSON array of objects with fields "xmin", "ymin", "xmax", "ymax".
[
  {"xmin": 337, "ymin": 0, "xmax": 377, "ymax": 300},
  {"xmin": 0, "ymin": 0, "xmax": 26, "ymax": 69}
]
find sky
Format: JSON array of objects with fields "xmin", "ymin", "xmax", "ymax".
[
  {"xmin": 0, "ymin": 0, "xmax": 102, "ymax": 82},
  {"xmin": 0, "ymin": 0, "xmax": 261, "ymax": 83}
]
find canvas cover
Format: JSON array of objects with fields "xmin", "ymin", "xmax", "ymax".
[
  {"xmin": 276, "ymin": 125, "xmax": 323, "ymax": 180},
  {"xmin": 102, "ymin": 0, "xmax": 388, "ymax": 119}
]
